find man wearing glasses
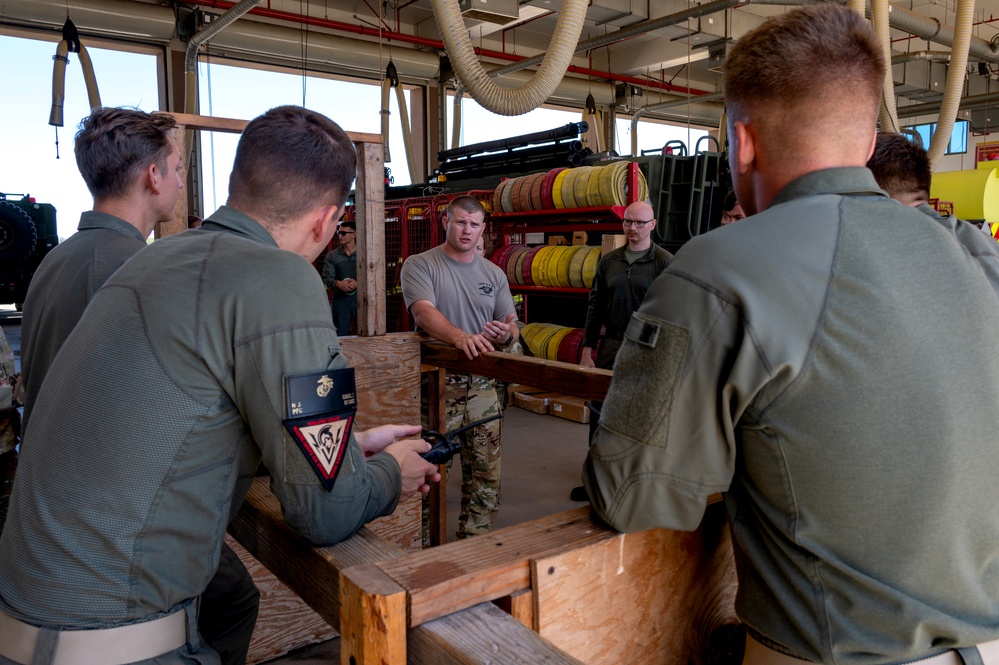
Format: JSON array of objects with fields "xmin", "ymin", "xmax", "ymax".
[
  {"xmin": 322, "ymin": 220, "xmax": 358, "ymax": 336},
  {"xmin": 580, "ymin": 201, "xmax": 672, "ymax": 370}
]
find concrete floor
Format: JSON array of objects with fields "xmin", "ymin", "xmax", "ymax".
[{"xmin": 0, "ymin": 309, "xmax": 592, "ymax": 664}]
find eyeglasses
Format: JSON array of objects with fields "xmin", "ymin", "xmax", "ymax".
[
  {"xmin": 337, "ymin": 230, "xmax": 355, "ymax": 236},
  {"xmin": 622, "ymin": 218, "xmax": 654, "ymax": 228}
]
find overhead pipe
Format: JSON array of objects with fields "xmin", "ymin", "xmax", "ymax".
[
  {"xmin": 896, "ymin": 91, "xmax": 999, "ymax": 118},
  {"xmin": 926, "ymin": 0, "xmax": 974, "ymax": 169},
  {"xmin": 175, "ymin": 0, "xmax": 712, "ymax": 95},
  {"xmin": 431, "ymin": 0, "xmax": 588, "ymax": 116},
  {"xmin": 892, "ymin": 50, "xmax": 951, "ymax": 64},
  {"xmin": 1, "ymin": 0, "xmax": 176, "ymax": 42},
  {"xmin": 630, "ymin": 92, "xmax": 726, "ymax": 156},
  {"xmin": 183, "ymin": 0, "xmax": 264, "ymax": 116}
]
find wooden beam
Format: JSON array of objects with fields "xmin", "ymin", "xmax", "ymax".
[
  {"xmin": 375, "ymin": 507, "xmax": 610, "ymax": 626},
  {"xmin": 354, "ymin": 140, "xmax": 387, "ymax": 336},
  {"xmin": 409, "ymin": 602, "xmax": 584, "ymax": 665},
  {"xmin": 420, "ymin": 341, "xmax": 612, "ymax": 401},
  {"xmin": 340, "ymin": 564, "xmax": 408, "ymax": 665},
  {"xmin": 339, "ymin": 333, "xmax": 423, "ymax": 550},
  {"xmin": 425, "ymin": 366, "xmax": 448, "ymax": 547},
  {"xmin": 228, "ymin": 478, "xmax": 404, "ymax": 627},
  {"xmin": 167, "ymin": 112, "xmax": 383, "ymax": 145},
  {"xmin": 492, "ymin": 588, "xmax": 534, "ymax": 630}
]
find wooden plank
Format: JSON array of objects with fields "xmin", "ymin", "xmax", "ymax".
[
  {"xmin": 340, "ymin": 333, "xmax": 421, "ymax": 429},
  {"xmin": 354, "ymin": 140, "xmax": 386, "ymax": 336},
  {"xmin": 421, "ymin": 341, "xmax": 612, "ymax": 401},
  {"xmin": 341, "ymin": 564, "xmax": 408, "ymax": 665},
  {"xmin": 492, "ymin": 589, "xmax": 534, "ymax": 630},
  {"xmin": 156, "ymin": 125, "xmax": 190, "ymax": 239},
  {"xmin": 340, "ymin": 333, "xmax": 423, "ymax": 551},
  {"xmin": 376, "ymin": 507, "xmax": 613, "ymax": 626},
  {"xmin": 228, "ymin": 478, "xmax": 404, "ymax": 628},
  {"xmin": 425, "ymin": 366, "xmax": 448, "ymax": 546},
  {"xmin": 531, "ymin": 503, "xmax": 739, "ymax": 665},
  {"xmin": 168, "ymin": 112, "xmax": 383, "ymax": 145},
  {"xmin": 227, "ymin": 537, "xmax": 338, "ymax": 665},
  {"xmin": 409, "ymin": 602, "xmax": 584, "ymax": 665}
]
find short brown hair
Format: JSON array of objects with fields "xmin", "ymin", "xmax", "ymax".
[
  {"xmin": 867, "ymin": 133, "xmax": 931, "ymax": 200},
  {"xmin": 75, "ymin": 107, "xmax": 178, "ymax": 201},
  {"xmin": 447, "ymin": 195, "xmax": 486, "ymax": 220},
  {"xmin": 724, "ymin": 5, "xmax": 884, "ymax": 155},
  {"xmin": 228, "ymin": 106, "xmax": 357, "ymax": 225}
]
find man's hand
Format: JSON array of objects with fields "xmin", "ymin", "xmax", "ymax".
[
  {"xmin": 455, "ymin": 332, "xmax": 494, "ymax": 360},
  {"xmin": 579, "ymin": 346, "xmax": 596, "ymax": 368},
  {"xmin": 355, "ymin": 424, "xmax": 422, "ymax": 456},
  {"xmin": 481, "ymin": 313, "xmax": 517, "ymax": 348},
  {"xmin": 337, "ymin": 278, "xmax": 357, "ymax": 293},
  {"xmin": 384, "ymin": 439, "xmax": 441, "ymax": 497}
]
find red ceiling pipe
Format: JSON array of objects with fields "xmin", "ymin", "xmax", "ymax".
[{"xmin": 176, "ymin": 0, "xmax": 712, "ymax": 96}]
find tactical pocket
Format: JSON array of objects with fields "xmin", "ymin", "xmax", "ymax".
[{"xmin": 600, "ymin": 313, "xmax": 689, "ymax": 449}]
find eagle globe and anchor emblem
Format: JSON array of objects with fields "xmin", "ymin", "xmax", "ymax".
[{"xmin": 316, "ymin": 374, "xmax": 335, "ymax": 398}]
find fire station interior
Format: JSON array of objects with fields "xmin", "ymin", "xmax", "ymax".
[{"xmin": 3, "ymin": 0, "xmax": 999, "ymax": 663}]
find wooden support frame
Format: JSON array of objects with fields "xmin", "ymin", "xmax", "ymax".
[
  {"xmin": 229, "ymin": 334, "xmax": 739, "ymax": 664},
  {"xmin": 164, "ymin": 112, "xmax": 386, "ymax": 335}
]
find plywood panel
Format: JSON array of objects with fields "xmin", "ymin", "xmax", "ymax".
[
  {"xmin": 531, "ymin": 503, "xmax": 739, "ymax": 665},
  {"xmin": 341, "ymin": 332, "xmax": 423, "ymax": 550},
  {"xmin": 227, "ymin": 536, "xmax": 338, "ymax": 665}
]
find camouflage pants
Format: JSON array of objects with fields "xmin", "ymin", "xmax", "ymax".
[{"xmin": 422, "ymin": 372, "xmax": 503, "ymax": 543}]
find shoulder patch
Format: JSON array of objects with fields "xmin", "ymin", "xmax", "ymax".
[
  {"xmin": 284, "ymin": 415, "xmax": 353, "ymax": 491},
  {"xmin": 283, "ymin": 368, "xmax": 358, "ymax": 490}
]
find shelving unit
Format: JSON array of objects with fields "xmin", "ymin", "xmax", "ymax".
[{"xmin": 488, "ymin": 161, "xmax": 643, "ymax": 329}]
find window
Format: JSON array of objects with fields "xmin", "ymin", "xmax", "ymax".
[
  {"xmin": 446, "ymin": 95, "xmax": 710, "ymax": 158},
  {"xmin": 196, "ymin": 60, "xmax": 415, "ymax": 215},
  {"xmin": 907, "ymin": 120, "xmax": 968, "ymax": 155},
  {"xmin": 0, "ymin": 33, "xmax": 160, "ymax": 240}
]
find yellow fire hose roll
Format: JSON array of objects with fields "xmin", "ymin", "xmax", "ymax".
[
  {"xmin": 532, "ymin": 246, "xmax": 555, "ymax": 287},
  {"xmin": 555, "ymin": 244, "xmax": 581, "ymax": 287},
  {"xmin": 582, "ymin": 246, "xmax": 601, "ymax": 287},
  {"xmin": 572, "ymin": 166, "xmax": 594, "ymax": 210},
  {"xmin": 568, "ymin": 245, "xmax": 589, "ymax": 288},
  {"xmin": 552, "ymin": 170, "xmax": 569, "ymax": 209},
  {"xmin": 547, "ymin": 246, "xmax": 569, "ymax": 287},
  {"xmin": 560, "ymin": 167, "xmax": 581, "ymax": 209},
  {"xmin": 545, "ymin": 326, "xmax": 574, "ymax": 360}
]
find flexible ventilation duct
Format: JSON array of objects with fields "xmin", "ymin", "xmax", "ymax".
[
  {"xmin": 925, "ymin": 0, "xmax": 974, "ymax": 168},
  {"xmin": 872, "ymin": 0, "xmax": 900, "ymax": 132},
  {"xmin": 184, "ymin": 0, "xmax": 264, "ymax": 115},
  {"xmin": 430, "ymin": 0, "xmax": 588, "ymax": 116}
]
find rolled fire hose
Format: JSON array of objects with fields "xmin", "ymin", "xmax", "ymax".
[
  {"xmin": 430, "ymin": 0, "xmax": 588, "ymax": 116},
  {"xmin": 927, "ymin": 0, "xmax": 974, "ymax": 169},
  {"xmin": 49, "ymin": 18, "xmax": 102, "ymax": 127}
]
